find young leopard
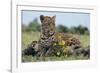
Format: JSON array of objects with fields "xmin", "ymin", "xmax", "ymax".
[{"xmin": 36, "ymin": 15, "xmax": 81, "ymax": 56}]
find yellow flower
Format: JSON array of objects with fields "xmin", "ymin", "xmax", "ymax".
[
  {"xmin": 65, "ymin": 54, "xmax": 68, "ymax": 57},
  {"xmin": 59, "ymin": 40, "xmax": 65, "ymax": 46},
  {"xmin": 53, "ymin": 43, "xmax": 57, "ymax": 46},
  {"xmin": 57, "ymin": 52, "xmax": 60, "ymax": 56}
]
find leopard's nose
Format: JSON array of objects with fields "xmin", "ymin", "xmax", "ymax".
[{"xmin": 44, "ymin": 29, "xmax": 49, "ymax": 32}]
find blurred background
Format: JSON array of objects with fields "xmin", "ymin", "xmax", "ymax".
[{"xmin": 22, "ymin": 10, "xmax": 90, "ymax": 35}]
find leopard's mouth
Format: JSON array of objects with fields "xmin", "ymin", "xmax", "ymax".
[{"xmin": 49, "ymin": 31, "xmax": 55, "ymax": 36}]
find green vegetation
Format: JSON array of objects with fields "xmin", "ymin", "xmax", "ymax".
[
  {"xmin": 22, "ymin": 32, "xmax": 90, "ymax": 62},
  {"xmin": 80, "ymin": 35, "xmax": 90, "ymax": 48},
  {"xmin": 22, "ymin": 55, "xmax": 89, "ymax": 62},
  {"xmin": 22, "ymin": 32, "xmax": 40, "ymax": 50},
  {"xmin": 22, "ymin": 18, "xmax": 41, "ymax": 32}
]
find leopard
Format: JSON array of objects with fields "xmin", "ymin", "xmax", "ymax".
[{"xmin": 36, "ymin": 15, "xmax": 81, "ymax": 56}]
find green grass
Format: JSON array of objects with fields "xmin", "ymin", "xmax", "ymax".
[
  {"xmin": 22, "ymin": 31, "xmax": 90, "ymax": 62},
  {"xmin": 22, "ymin": 31, "xmax": 40, "ymax": 50},
  {"xmin": 22, "ymin": 55, "xmax": 89, "ymax": 62},
  {"xmin": 80, "ymin": 35, "xmax": 90, "ymax": 48}
]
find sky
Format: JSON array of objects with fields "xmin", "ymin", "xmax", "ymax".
[{"xmin": 22, "ymin": 10, "xmax": 90, "ymax": 29}]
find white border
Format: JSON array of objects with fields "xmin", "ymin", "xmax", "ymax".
[{"xmin": 12, "ymin": 3, "xmax": 97, "ymax": 73}]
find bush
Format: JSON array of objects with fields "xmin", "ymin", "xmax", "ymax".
[
  {"xmin": 22, "ymin": 18, "xmax": 41, "ymax": 32},
  {"xmin": 69, "ymin": 25, "xmax": 89, "ymax": 35},
  {"xmin": 56, "ymin": 25, "xmax": 69, "ymax": 33}
]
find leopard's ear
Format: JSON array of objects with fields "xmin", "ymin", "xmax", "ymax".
[
  {"xmin": 52, "ymin": 15, "xmax": 56, "ymax": 21},
  {"xmin": 40, "ymin": 15, "xmax": 44, "ymax": 22}
]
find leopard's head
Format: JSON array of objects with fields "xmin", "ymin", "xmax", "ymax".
[{"xmin": 40, "ymin": 15, "xmax": 56, "ymax": 37}]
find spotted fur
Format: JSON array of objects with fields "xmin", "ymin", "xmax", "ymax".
[{"xmin": 37, "ymin": 15, "xmax": 81, "ymax": 56}]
